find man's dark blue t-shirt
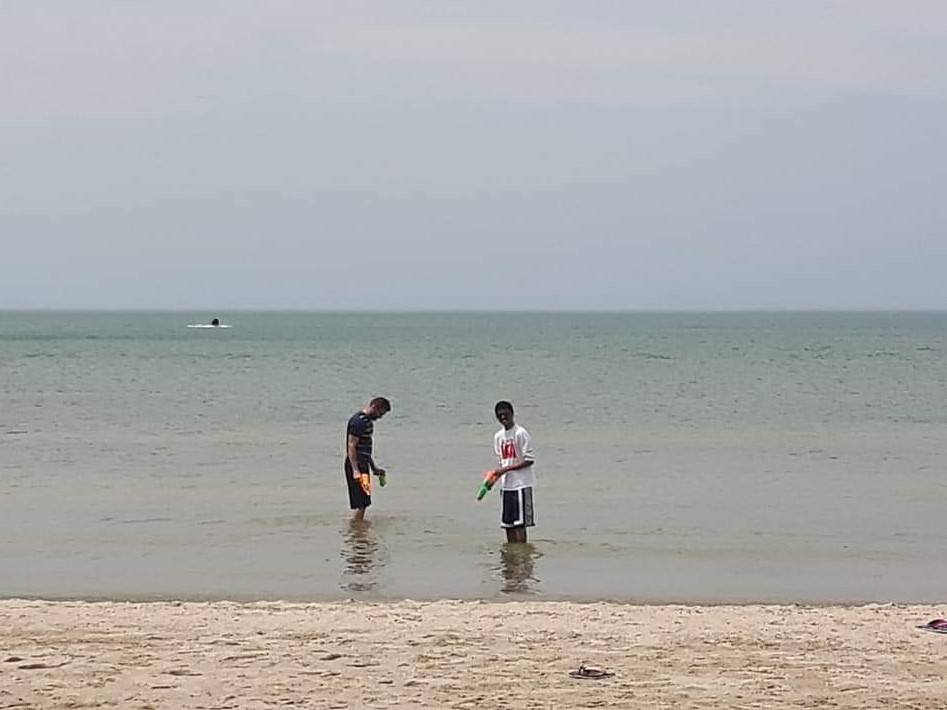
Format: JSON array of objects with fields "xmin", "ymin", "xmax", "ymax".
[{"xmin": 346, "ymin": 412, "xmax": 374, "ymax": 471}]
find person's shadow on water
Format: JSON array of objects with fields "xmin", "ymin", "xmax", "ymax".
[
  {"xmin": 498, "ymin": 542, "xmax": 542, "ymax": 595},
  {"xmin": 340, "ymin": 519, "xmax": 384, "ymax": 593}
]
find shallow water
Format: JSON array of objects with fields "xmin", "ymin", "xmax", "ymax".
[{"xmin": 2, "ymin": 311, "xmax": 946, "ymax": 602}]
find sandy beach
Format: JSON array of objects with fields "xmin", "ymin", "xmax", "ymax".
[{"xmin": 3, "ymin": 600, "xmax": 947, "ymax": 709}]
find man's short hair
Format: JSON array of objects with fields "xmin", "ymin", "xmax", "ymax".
[
  {"xmin": 370, "ymin": 396, "xmax": 391, "ymax": 413},
  {"xmin": 494, "ymin": 400, "xmax": 514, "ymax": 417}
]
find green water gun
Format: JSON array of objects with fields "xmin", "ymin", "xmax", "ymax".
[{"xmin": 475, "ymin": 470, "xmax": 500, "ymax": 500}]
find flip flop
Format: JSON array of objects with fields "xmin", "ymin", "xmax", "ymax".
[
  {"xmin": 918, "ymin": 619, "xmax": 947, "ymax": 633},
  {"xmin": 568, "ymin": 664, "xmax": 614, "ymax": 680}
]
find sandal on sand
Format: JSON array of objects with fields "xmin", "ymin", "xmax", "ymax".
[
  {"xmin": 569, "ymin": 664, "xmax": 614, "ymax": 680},
  {"xmin": 919, "ymin": 619, "xmax": 947, "ymax": 633}
]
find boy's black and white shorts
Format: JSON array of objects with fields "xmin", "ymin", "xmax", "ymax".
[{"xmin": 500, "ymin": 486, "xmax": 535, "ymax": 528}]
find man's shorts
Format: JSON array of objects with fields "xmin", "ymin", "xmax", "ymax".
[
  {"xmin": 344, "ymin": 461, "xmax": 371, "ymax": 509},
  {"xmin": 500, "ymin": 486, "xmax": 535, "ymax": 528}
]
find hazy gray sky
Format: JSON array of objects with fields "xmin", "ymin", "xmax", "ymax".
[{"xmin": 2, "ymin": 1, "xmax": 945, "ymax": 310}]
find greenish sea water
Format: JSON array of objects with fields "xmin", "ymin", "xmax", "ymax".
[{"xmin": 1, "ymin": 311, "xmax": 946, "ymax": 603}]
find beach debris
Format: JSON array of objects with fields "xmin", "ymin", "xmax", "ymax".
[
  {"xmin": 569, "ymin": 663, "xmax": 614, "ymax": 680},
  {"xmin": 17, "ymin": 661, "xmax": 69, "ymax": 670},
  {"xmin": 918, "ymin": 619, "xmax": 947, "ymax": 634},
  {"xmin": 4, "ymin": 657, "xmax": 24, "ymax": 663},
  {"xmin": 321, "ymin": 653, "xmax": 343, "ymax": 661},
  {"xmin": 166, "ymin": 668, "xmax": 202, "ymax": 676}
]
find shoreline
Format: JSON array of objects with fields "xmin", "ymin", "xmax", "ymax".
[
  {"xmin": 0, "ymin": 594, "xmax": 947, "ymax": 618},
  {"xmin": 4, "ymin": 599, "xmax": 947, "ymax": 709}
]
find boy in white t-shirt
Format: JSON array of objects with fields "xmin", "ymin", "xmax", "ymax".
[{"xmin": 492, "ymin": 400, "xmax": 536, "ymax": 543}]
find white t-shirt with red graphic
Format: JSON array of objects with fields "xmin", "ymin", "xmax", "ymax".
[{"xmin": 494, "ymin": 424, "xmax": 535, "ymax": 491}]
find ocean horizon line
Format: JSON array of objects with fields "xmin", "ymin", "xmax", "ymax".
[{"xmin": 3, "ymin": 307, "xmax": 947, "ymax": 315}]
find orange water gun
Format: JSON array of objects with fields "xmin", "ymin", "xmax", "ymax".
[{"xmin": 475, "ymin": 470, "xmax": 500, "ymax": 500}]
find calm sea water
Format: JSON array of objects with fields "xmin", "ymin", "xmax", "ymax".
[{"xmin": 2, "ymin": 311, "xmax": 946, "ymax": 603}]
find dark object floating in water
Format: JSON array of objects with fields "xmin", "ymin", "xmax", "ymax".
[{"xmin": 187, "ymin": 319, "xmax": 232, "ymax": 329}]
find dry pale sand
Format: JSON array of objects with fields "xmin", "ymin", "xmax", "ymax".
[{"xmin": 2, "ymin": 599, "xmax": 947, "ymax": 709}]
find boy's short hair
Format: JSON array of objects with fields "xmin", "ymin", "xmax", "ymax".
[
  {"xmin": 370, "ymin": 396, "xmax": 391, "ymax": 413},
  {"xmin": 494, "ymin": 400, "xmax": 514, "ymax": 417}
]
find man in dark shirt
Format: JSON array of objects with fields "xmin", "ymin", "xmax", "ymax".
[{"xmin": 344, "ymin": 397, "xmax": 391, "ymax": 521}]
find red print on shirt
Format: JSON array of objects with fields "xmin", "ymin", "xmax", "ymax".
[{"xmin": 501, "ymin": 440, "xmax": 517, "ymax": 459}]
